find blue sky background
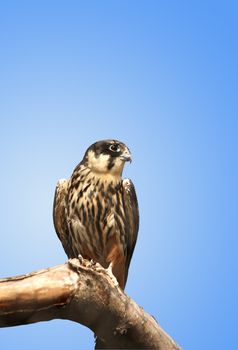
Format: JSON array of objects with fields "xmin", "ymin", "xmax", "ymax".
[{"xmin": 0, "ymin": 1, "xmax": 237, "ymax": 349}]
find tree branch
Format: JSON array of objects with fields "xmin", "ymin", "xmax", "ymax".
[{"xmin": 0, "ymin": 258, "xmax": 181, "ymax": 350}]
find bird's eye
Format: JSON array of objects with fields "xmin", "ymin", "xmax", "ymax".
[{"xmin": 109, "ymin": 144, "xmax": 120, "ymax": 152}]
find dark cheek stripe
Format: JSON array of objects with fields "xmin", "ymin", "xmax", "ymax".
[{"xmin": 107, "ymin": 157, "xmax": 115, "ymax": 170}]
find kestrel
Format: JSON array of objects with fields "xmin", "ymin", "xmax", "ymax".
[{"xmin": 53, "ymin": 140, "xmax": 139, "ymax": 290}]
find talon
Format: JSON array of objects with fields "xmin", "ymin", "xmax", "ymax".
[
  {"xmin": 78, "ymin": 254, "xmax": 83, "ymax": 263},
  {"xmin": 90, "ymin": 259, "xmax": 96, "ymax": 266}
]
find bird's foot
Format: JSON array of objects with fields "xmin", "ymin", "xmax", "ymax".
[
  {"xmin": 69, "ymin": 255, "xmax": 97, "ymax": 271},
  {"xmin": 90, "ymin": 259, "xmax": 96, "ymax": 266},
  {"xmin": 77, "ymin": 255, "xmax": 97, "ymax": 268},
  {"xmin": 78, "ymin": 254, "xmax": 84, "ymax": 264}
]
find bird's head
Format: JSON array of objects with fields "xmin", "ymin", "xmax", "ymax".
[{"xmin": 83, "ymin": 140, "xmax": 132, "ymax": 176}]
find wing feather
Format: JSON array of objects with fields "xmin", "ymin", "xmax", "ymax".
[
  {"xmin": 122, "ymin": 178, "xmax": 139, "ymax": 285},
  {"xmin": 53, "ymin": 179, "xmax": 74, "ymax": 258}
]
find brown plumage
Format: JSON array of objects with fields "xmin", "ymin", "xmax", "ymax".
[{"xmin": 53, "ymin": 140, "xmax": 139, "ymax": 290}]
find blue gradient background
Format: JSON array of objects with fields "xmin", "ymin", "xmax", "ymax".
[{"xmin": 0, "ymin": 1, "xmax": 237, "ymax": 349}]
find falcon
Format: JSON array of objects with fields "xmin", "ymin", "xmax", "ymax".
[{"xmin": 53, "ymin": 140, "xmax": 139, "ymax": 290}]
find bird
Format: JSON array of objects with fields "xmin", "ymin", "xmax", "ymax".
[{"xmin": 53, "ymin": 139, "xmax": 139, "ymax": 290}]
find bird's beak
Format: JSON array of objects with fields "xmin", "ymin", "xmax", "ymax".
[{"xmin": 120, "ymin": 149, "xmax": 132, "ymax": 163}]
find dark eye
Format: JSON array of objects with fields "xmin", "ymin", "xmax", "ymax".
[{"xmin": 109, "ymin": 144, "xmax": 120, "ymax": 152}]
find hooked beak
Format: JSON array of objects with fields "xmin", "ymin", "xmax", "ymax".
[{"xmin": 120, "ymin": 149, "xmax": 132, "ymax": 163}]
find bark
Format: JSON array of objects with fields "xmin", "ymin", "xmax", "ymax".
[{"xmin": 0, "ymin": 257, "xmax": 181, "ymax": 350}]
